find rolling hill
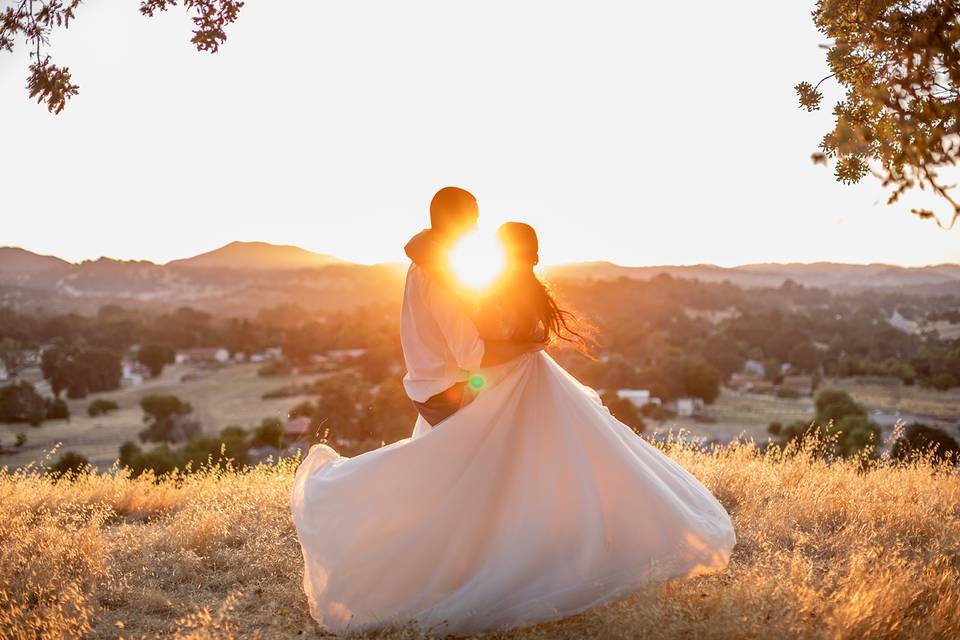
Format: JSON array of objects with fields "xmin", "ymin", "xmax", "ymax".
[
  {"xmin": 0, "ymin": 242, "xmax": 957, "ymax": 315},
  {"xmin": 165, "ymin": 241, "xmax": 345, "ymax": 271}
]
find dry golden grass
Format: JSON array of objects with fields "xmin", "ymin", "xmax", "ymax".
[{"xmin": 2, "ymin": 439, "xmax": 959, "ymax": 640}]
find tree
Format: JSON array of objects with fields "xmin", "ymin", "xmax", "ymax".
[
  {"xmin": 679, "ymin": 358, "xmax": 721, "ymax": 404},
  {"xmin": 600, "ymin": 392, "xmax": 646, "ymax": 435},
  {"xmin": 41, "ymin": 344, "xmax": 122, "ymax": 398},
  {"xmin": 137, "ymin": 344, "xmax": 176, "ymax": 377},
  {"xmin": 138, "ymin": 394, "xmax": 201, "ymax": 443},
  {"xmin": 814, "ymin": 389, "xmax": 866, "ymax": 424},
  {"xmin": 1, "ymin": 0, "xmax": 244, "ymax": 113},
  {"xmin": 360, "ymin": 376, "xmax": 419, "ymax": 444},
  {"xmin": 798, "ymin": 1, "xmax": 960, "ymax": 228},
  {"xmin": 0, "ymin": 338, "xmax": 27, "ymax": 379},
  {"xmin": 788, "ymin": 341, "xmax": 820, "ymax": 374},
  {"xmin": 0, "ymin": 381, "xmax": 47, "ymax": 424}
]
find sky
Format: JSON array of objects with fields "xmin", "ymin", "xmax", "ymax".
[{"xmin": 1, "ymin": 1, "xmax": 957, "ymax": 267}]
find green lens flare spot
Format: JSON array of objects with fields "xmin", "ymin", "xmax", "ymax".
[{"xmin": 469, "ymin": 374, "xmax": 485, "ymax": 390}]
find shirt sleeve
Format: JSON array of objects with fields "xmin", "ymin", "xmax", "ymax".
[{"xmin": 423, "ymin": 271, "xmax": 485, "ymax": 372}]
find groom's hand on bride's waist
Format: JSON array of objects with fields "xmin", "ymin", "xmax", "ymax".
[{"xmin": 480, "ymin": 340, "xmax": 545, "ymax": 368}]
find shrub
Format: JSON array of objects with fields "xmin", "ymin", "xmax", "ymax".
[
  {"xmin": 88, "ymin": 398, "xmax": 119, "ymax": 417},
  {"xmin": 600, "ymin": 392, "xmax": 646, "ymax": 434},
  {"xmin": 923, "ymin": 373, "xmax": 958, "ymax": 391},
  {"xmin": 45, "ymin": 397, "xmax": 70, "ymax": 421},
  {"xmin": 251, "ymin": 417, "xmax": 285, "ymax": 449},
  {"xmin": 892, "ymin": 423, "xmax": 960, "ymax": 464},
  {"xmin": 770, "ymin": 416, "xmax": 879, "ymax": 459},
  {"xmin": 640, "ymin": 402, "xmax": 675, "ymax": 421},
  {"xmin": 138, "ymin": 394, "xmax": 200, "ymax": 443},
  {"xmin": 257, "ymin": 361, "xmax": 291, "ymax": 377},
  {"xmin": 814, "ymin": 389, "xmax": 866, "ymax": 424},
  {"xmin": 829, "ymin": 415, "xmax": 882, "ymax": 457},
  {"xmin": 47, "ymin": 451, "xmax": 90, "ymax": 478}
]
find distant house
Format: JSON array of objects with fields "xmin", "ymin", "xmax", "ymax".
[
  {"xmin": 675, "ymin": 397, "xmax": 704, "ymax": 417},
  {"xmin": 121, "ymin": 362, "xmax": 145, "ymax": 387},
  {"xmin": 780, "ymin": 375, "xmax": 813, "ymax": 396},
  {"xmin": 247, "ymin": 446, "xmax": 285, "ymax": 464},
  {"xmin": 728, "ymin": 373, "xmax": 754, "ymax": 393},
  {"xmin": 747, "ymin": 379, "xmax": 776, "ymax": 394},
  {"xmin": 616, "ymin": 389, "xmax": 650, "ymax": 407},
  {"xmin": 743, "ymin": 359, "xmax": 765, "ymax": 378},
  {"xmin": 327, "ymin": 348, "xmax": 367, "ymax": 361},
  {"xmin": 178, "ymin": 347, "xmax": 230, "ymax": 364},
  {"xmin": 889, "ymin": 310, "xmax": 917, "ymax": 334}
]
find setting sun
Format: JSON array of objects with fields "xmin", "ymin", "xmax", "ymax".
[{"xmin": 448, "ymin": 230, "xmax": 506, "ymax": 291}]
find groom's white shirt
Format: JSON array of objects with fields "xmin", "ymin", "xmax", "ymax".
[{"xmin": 401, "ymin": 264, "xmax": 485, "ymax": 403}]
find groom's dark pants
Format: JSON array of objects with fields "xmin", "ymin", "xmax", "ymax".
[{"xmin": 412, "ymin": 381, "xmax": 469, "ymax": 427}]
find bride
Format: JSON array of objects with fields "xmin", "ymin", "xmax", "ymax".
[{"xmin": 291, "ymin": 222, "xmax": 736, "ymax": 634}]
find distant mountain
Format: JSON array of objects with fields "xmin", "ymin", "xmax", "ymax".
[
  {"xmin": 1, "ymin": 242, "xmax": 957, "ymax": 315},
  {"xmin": 0, "ymin": 247, "xmax": 70, "ymax": 274},
  {"xmin": 543, "ymin": 261, "xmax": 960, "ymax": 293},
  {"xmin": 166, "ymin": 241, "xmax": 344, "ymax": 271},
  {"xmin": 0, "ymin": 243, "xmax": 403, "ymax": 315}
]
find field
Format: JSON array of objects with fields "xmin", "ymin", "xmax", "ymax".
[
  {"xmin": 664, "ymin": 392, "xmax": 814, "ymax": 441},
  {"xmin": 2, "ymin": 438, "xmax": 958, "ymax": 640},
  {"xmin": 0, "ymin": 363, "xmax": 323, "ymax": 471},
  {"xmin": 5, "ymin": 367, "xmax": 959, "ymax": 474},
  {"xmin": 828, "ymin": 379, "xmax": 960, "ymax": 422}
]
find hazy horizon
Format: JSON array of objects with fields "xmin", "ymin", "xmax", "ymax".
[
  {"xmin": 2, "ymin": 2, "xmax": 958, "ymax": 268},
  {"xmin": 4, "ymin": 239, "xmax": 958, "ymax": 270}
]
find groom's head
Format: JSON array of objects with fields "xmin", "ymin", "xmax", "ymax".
[{"xmin": 430, "ymin": 187, "xmax": 478, "ymax": 240}]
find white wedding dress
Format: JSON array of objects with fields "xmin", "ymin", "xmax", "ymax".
[{"xmin": 291, "ymin": 351, "xmax": 736, "ymax": 635}]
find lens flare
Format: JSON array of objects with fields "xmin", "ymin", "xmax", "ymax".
[
  {"xmin": 469, "ymin": 374, "xmax": 486, "ymax": 390},
  {"xmin": 448, "ymin": 230, "xmax": 506, "ymax": 291}
]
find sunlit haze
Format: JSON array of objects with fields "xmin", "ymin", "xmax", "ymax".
[
  {"xmin": 449, "ymin": 231, "xmax": 507, "ymax": 291},
  {"xmin": 1, "ymin": 2, "xmax": 956, "ymax": 267}
]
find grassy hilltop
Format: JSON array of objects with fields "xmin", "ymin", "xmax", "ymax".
[{"xmin": 2, "ymin": 440, "xmax": 959, "ymax": 640}]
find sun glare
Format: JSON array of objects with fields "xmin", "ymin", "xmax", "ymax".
[{"xmin": 448, "ymin": 231, "xmax": 506, "ymax": 291}]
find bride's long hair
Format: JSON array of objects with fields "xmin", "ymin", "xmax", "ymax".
[{"xmin": 495, "ymin": 222, "xmax": 593, "ymax": 356}]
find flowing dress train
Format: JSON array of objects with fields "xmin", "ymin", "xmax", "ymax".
[{"xmin": 291, "ymin": 351, "xmax": 735, "ymax": 634}]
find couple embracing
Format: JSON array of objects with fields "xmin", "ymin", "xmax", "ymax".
[{"xmin": 291, "ymin": 187, "xmax": 736, "ymax": 634}]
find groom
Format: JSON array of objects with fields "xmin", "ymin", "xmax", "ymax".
[{"xmin": 400, "ymin": 186, "xmax": 541, "ymax": 426}]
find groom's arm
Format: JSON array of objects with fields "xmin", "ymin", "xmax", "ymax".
[
  {"xmin": 405, "ymin": 230, "xmax": 463, "ymax": 294},
  {"xmin": 404, "ymin": 229, "xmax": 443, "ymax": 267}
]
